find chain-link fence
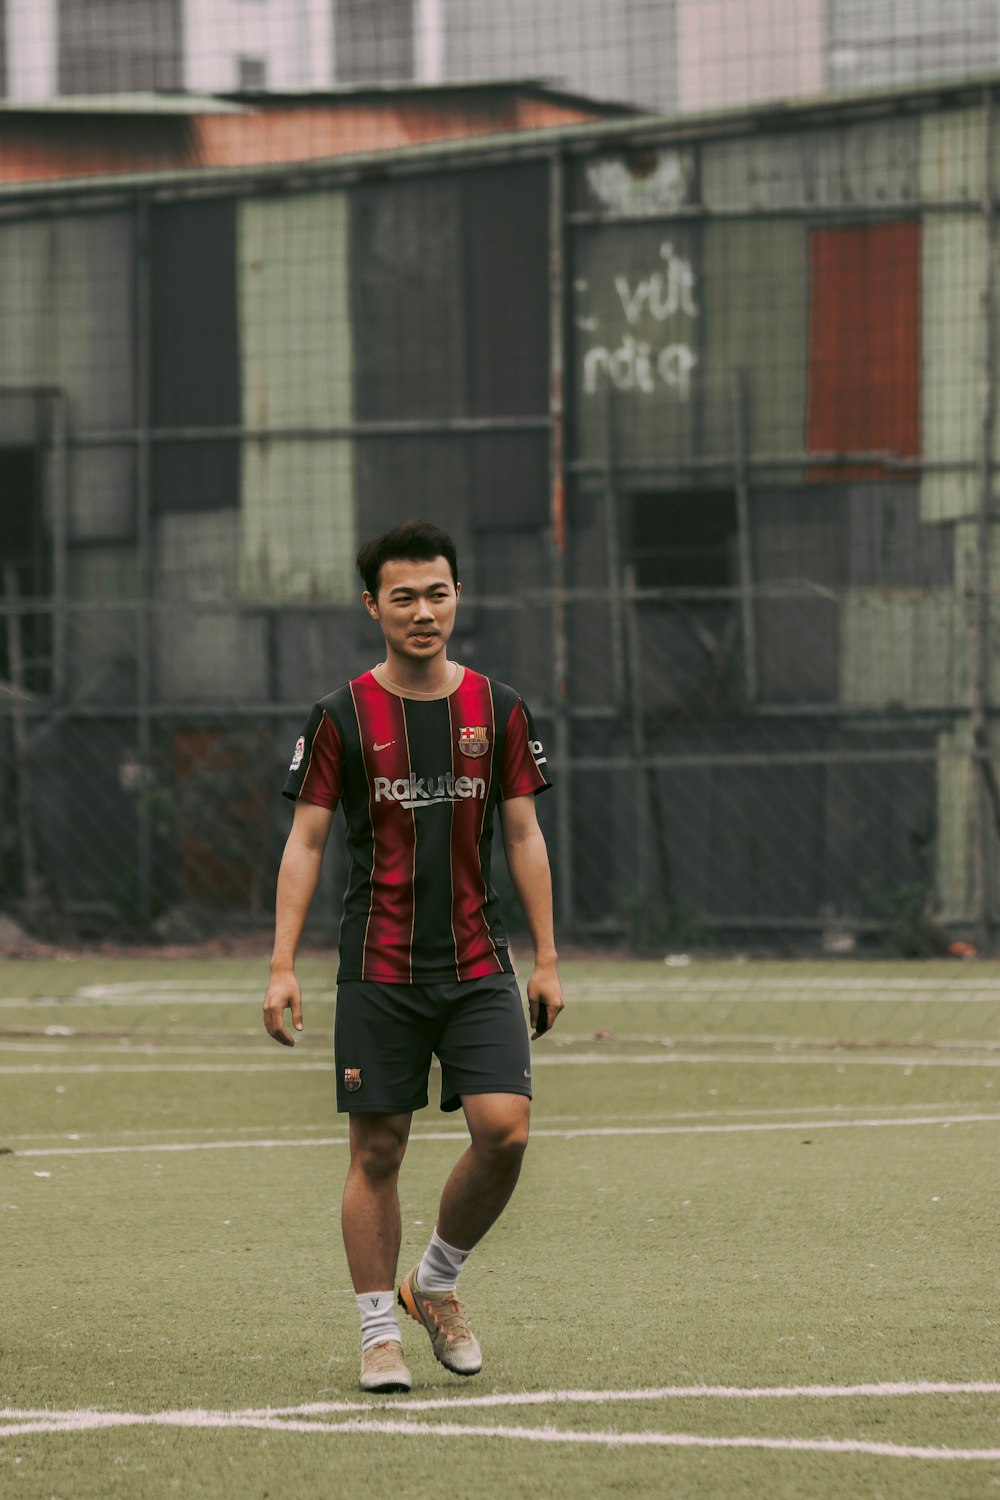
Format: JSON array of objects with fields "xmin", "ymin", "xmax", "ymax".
[{"xmin": 2, "ymin": 5, "xmax": 1000, "ymax": 952}]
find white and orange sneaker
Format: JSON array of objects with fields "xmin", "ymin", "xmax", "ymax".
[
  {"xmin": 398, "ymin": 1266, "xmax": 483, "ymax": 1376},
  {"xmin": 359, "ymin": 1339, "xmax": 412, "ymax": 1394}
]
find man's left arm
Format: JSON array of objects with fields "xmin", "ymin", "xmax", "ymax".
[{"xmin": 499, "ymin": 794, "xmax": 565, "ymax": 1039}]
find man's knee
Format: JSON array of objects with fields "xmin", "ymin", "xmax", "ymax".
[
  {"xmin": 467, "ymin": 1099, "xmax": 530, "ymax": 1169},
  {"xmin": 349, "ymin": 1115, "xmax": 409, "ymax": 1183}
]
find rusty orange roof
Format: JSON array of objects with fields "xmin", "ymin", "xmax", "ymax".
[{"xmin": 0, "ymin": 82, "xmax": 635, "ymax": 184}]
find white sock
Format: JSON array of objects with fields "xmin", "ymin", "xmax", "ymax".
[
  {"xmin": 417, "ymin": 1229, "xmax": 471, "ymax": 1293},
  {"xmin": 356, "ymin": 1290, "xmax": 401, "ymax": 1352}
]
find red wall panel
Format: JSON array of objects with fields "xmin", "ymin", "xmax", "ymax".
[{"xmin": 807, "ymin": 221, "xmax": 921, "ymax": 481}]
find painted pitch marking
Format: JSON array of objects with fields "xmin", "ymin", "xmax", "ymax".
[
  {"xmin": 6, "ymin": 1380, "xmax": 1000, "ymax": 1425},
  {"xmin": 5, "ymin": 1051, "xmax": 1000, "ymax": 1076},
  {"xmin": 5, "ymin": 973, "xmax": 1000, "ymax": 1011},
  {"xmin": 11, "ymin": 1112, "xmax": 1000, "ymax": 1158},
  {"xmin": 2, "ymin": 1405, "xmax": 999, "ymax": 1460}
]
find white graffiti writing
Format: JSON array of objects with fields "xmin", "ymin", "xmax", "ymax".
[
  {"xmin": 586, "ymin": 152, "xmax": 694, "ymax": 216},
  {"xmin": 580, "ymin": 241, "xmax": 699, "ymax": 403},
  {"xmin": 584, "ymin": 339, "xmax": 698, "ymax": 400},
  {"xmin": 614, "ymin": 243, "xmax": 699, "ymax": 325}
]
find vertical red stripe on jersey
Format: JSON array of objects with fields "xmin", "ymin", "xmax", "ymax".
[
  {"xmin": 298, "ymin": 711, "xmax": 344, "ymax": 808},
  {"xmin": 350, "ymin": 674, "xmax": 416, "ymax": 982},
  {"xmin": 448, "ymin": 672, "xmax": 501, "ymax": 981}
]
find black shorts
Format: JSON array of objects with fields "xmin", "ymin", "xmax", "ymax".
[{"xmin": 333, "ymin": 973, "xmax": 532, "ymax": 1115}]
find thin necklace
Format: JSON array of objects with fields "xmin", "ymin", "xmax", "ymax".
[{"xmin": 376, "ymin": 661, "xmax": 459, "ymax": 698}]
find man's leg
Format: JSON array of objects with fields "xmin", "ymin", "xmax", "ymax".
[
  {"xmin": 398, "ymin": 1093, "xmax": 529, "ymax": 1376},
  {"xmin": 437, "ymin": 1092, "xmax": 530, "ymax": 1249},
  {"xmin": 342, "ymin": 1111, "xmax": 412, "ymax": 1290},
  {"xmin": 343, "ymin": 1112, "xmax": 413, "ymax": 1393}
]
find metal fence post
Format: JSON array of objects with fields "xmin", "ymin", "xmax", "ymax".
[
  {"xmin": 549, "ymin": 148, "xmax": 573, "ymax": 931},
  {"xmin": 972, "ymin": 86, "xmax": 998, "ymax": 945},
  {"xmin": 602, "ymin": 382, "xmax": 628, "ymax": 708},
  {"xmin": 47, "ymin": 390, "xmax": 69, "ymax": 706},
  {"xmin": 135, "ymin": 195, "xmax": 154, "ymax": 926},
  {"xmin": 730, "ymin": 369, "xmax": 758, "ymax": 705},
  {"xmin": 2, "ymin": 564, "xmax": 44, "ymax": 915}
]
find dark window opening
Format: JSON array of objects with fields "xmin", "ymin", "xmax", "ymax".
[
  {"xmin": 0, "ymin": 447, "xmax": 51, "ymax": 693},
  {"xmin": 333, "ymin": 0, "xmax": 415, "ymax": 83},
  {"xmin": 57, "ymin": 0, "xmax": 183, "ymax": 94},
  {"xmin": 630, "ymin": 490, "xmax": 737, "ymax": 588},
  {"xmin": 236, "ymin": 54, "xmax": 267, "ymax": 90}
]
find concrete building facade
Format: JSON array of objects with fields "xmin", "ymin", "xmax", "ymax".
[{"xmin": 4, "ymin": 2, "xmax": 1000, "ymax": 113}]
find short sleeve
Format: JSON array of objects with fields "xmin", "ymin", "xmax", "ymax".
[
  {"xmin": 282, "ymin": 705, "xmax": 343, "ymax": 810},
  {"xmin": 499, "ymin": 697, "xmax": 551, "ymax": 800}
]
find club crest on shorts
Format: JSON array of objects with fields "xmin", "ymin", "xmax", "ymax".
[
  {"xmin": 458, "ymin": 726, "xmax": 489, "ymax": 758},
  {"xmin": 343, "ymin": 1067, "xmax": 362, "ymax": 1093},
  {"xmin": 289, "ymin": 736, "xmax": 305, "ymax": 771}
]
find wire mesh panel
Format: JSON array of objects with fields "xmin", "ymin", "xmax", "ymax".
[{"xmin": 2, "ymin": 4, "xmax": 1000, "ymax": 954}]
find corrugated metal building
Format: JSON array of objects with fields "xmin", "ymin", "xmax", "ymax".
[{"xmin": 1, "ymin": 77, "xmax": 998, "ymax": 943}]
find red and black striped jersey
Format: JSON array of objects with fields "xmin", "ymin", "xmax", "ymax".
[{"xmin": 282, "ymin": 666, "xmax": 550, "ymax": 983}]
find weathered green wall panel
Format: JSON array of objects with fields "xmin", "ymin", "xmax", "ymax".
[
  {"xmin": 700, "ymin": 220, "xmax": 808, "ymax": 462},
  {"xmin": 155, "ymin": 511, "xmax": 268, "ymax": 702},
  {"xmin": 68, "ymin": 451, "xmax": 135, "ymax": 541},
  {"xmin": 701, "ymin": 118, "xmax": 917, "ymax": 216},
  {"xmin": 839, "ymin": 590, "xmax": 967, "ymax": 707},
  {"xmin": 66, "ymin": 547, "xmax": 138, "ymax": 702},
  {"xmin": 240, "ymin": 440, "xmax": 356, "ymax": 603},
  {"xmin": 920, "ymin": 214, "xmax": 982, "ymax": 522},
  {"xmin": 919, "ymin": 104, "xmax": 1000, "ymax": 526},
  {"xmin": 0, "ymin": 213, "xmax": 134, "ymax": 431},
  {"xmin": 702, "ymin": 118, "xmax": 919, "ymax": 213},
  {"xmin": 920, "ymin": 105, "xmax": 985, "ymax": 204},
  {"xmin": 238, "ymin": 192, "xmax": 355, "ymax": 602}
]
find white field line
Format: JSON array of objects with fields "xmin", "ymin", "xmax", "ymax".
[
  {"xmin": 11, "ymin": 1112, "xmax": 1000, "ymax": 1158},
  {"xmin": 0, "ymin": 1042, "xmax": 329, "ymax": 1056},
  {"xmin": 71, "ymin": 977, "xmax": 1000, "ymax": 995},
  {"xmin": 6, "ymin": 1034, "xmax": 1000, "ymax": 1057},
  {"xmin": 2, "ymin": 1406, "xmax": 999, "ymax": 1460},
  {"xmin": 5, "ymin": 1051, "xmax": 1000, "ymax": 1076},
  {"xmin": 252, "ymin": 1379, "xmax": 1000, "ymax": 1411},
  {"xmin": 7, "ymin": 1379, "xmax": 1000, "ymax": 1423},
  {"xmin": 2, "ymin": 1099, "xmax": 975, "ymax": 1144},
  {"xmin": 5, "ymin": 975, "xmax": 1000, "ymax": 1009},
  {"xmin": 0, "ymin": 995, "xmax": 298, "ymax": 1009},
  {"xmin": 1, "ymin": 992, "xmax": 999, "ymax": 1010}
]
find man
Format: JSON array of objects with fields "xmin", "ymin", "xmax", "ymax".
[{"xmin": 263, "ymin": 518, "xmax": 565, "ymax": 1395}]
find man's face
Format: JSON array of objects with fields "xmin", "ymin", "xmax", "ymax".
[{"xmin": 364, "ymin": 556, "xmax": 461, "ymax": 662}]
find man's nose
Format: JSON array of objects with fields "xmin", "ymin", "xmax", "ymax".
[{"xmin": 414, "ymin": 598, "xmax": 434, "ymax": 619}]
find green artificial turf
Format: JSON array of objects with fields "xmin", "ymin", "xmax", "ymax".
[{"xmin": 1, "ymin": 958, "xmax": 998, "ymax": 1499}]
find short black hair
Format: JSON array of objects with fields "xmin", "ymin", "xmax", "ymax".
[{"xmin": 356, "ymin": 519, "xmax": 459, "ymax": 597}]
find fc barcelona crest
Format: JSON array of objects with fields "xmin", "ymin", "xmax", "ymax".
[
  {"xmin": 458, "ymin": 726, "xmax": 489, "ymax": 758},
  {"xmin": 343, "ymin": 1067, "xmax": 362, "ymax": 1093}
]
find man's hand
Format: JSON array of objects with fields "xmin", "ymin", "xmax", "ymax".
[
  {"xmin": 527, "ymin": 964, "xmax": 565, "ymax": 1041},
  {"xmin": 263, "ymin": 969, "xmax": 304, "ymax": 1047}
]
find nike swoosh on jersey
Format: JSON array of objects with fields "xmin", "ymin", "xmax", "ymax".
[{"xmin": 373, "ymin": 740, "xmax": 396, "ymax": 752}]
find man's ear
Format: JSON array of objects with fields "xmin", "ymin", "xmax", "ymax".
[
  {"xmin": 362, "ymin": 590, "xmax": 379, "ymax": 620},
  {"xmin": 455, "ymin": 581, "xmax": 462, "ymax": 602}
]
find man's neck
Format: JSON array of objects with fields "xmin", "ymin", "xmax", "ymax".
[{"xmin": 377, "ymin": 649, "xmax": 456, "ymax": 696}]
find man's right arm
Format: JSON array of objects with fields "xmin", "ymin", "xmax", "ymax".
[{"xmin": 262, "ymin": 799, "xmax": 334, "ymax": 1046}]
